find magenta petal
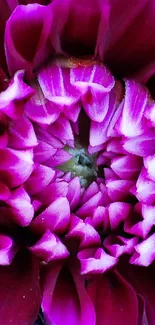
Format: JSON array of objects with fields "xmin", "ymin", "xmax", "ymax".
[
  {"xmin": 144, "ymin": 154, "xmax": 155, "ymax": 181},
  {"xmin": 0, "ymin": 234, "xmax": 18, "ymax": 265},
  {"xmin": 71, "ymin": 63, "xmax": 114, "ymax": 122},
  {"xmin": 0, "ymin": 250, "xmax": 41, "ymax": 325},
  {"xmin": 0, "ymin": 181, "xmax": 10, "ymax": 200},
  {"xmin": 123, "ymin": 130, "xmax": 155, "ymax": 157},
  {"xmin": 25, "ymin": 163, "xmax": 55, "ymax": 195},
  {"xmin": 31, "ymin": 197, "xmax": 70, "ymax": 234},
  {"xmin": 47, "ymin": 115, "xmax": 74, "ymax": 145},
  {"xmin": 34, "ymin": 140, "xmax": 57, "ymax": 163},
  {"xmin": 25, "ymin": 84, "xmax": 60, "ymax": 126},
  {"xmin": 117, "ymin": 80, "xmax": 148, "ymax": 137},
  {"xmin": 130, "ymin": 234, "xmax": 155, "ymax": 266},
  {"xmin": 34, "ymin": 124, "xmax": 64, "ymax": 149},
  {"xmin": 136, "ymin": 168, "xmax": 155, "ymax": 204},
  {"xmin": 5, "ymin": 3, "xmax": 53, "ymax": 79},
  {"xmin": 106, "ymin": 179, "xmax": 134, "ymax": 201},
  {"xmin": 45, "ymin": 149, "xmax": 72, "ymax": 167},
  {"xmin": 104, "ymin": 235, "xmax": 138, "ymax": 258},
  {"xmin": 76, "ymin": 191, "xmax": 103, "ymax": 218},
  {"xmin": 87, "ymin": 271, "xmax": 138, "ymax": 325},
  {"xmin": 0, "ymin": 148, "xmax": 33, "ymax": 188},
  {"xmin": 67, "ymin": 177, "xmax": 81, "ymax": 210},
  {"xmin": 111, "ymin": 155, "xmax": 142, "ymax": 180},
  {"xmin": 42, "ymin": 263, "xmax": 96, "ymax": 325},
  {"xmin": 78, "ymin": 248, "xmax": 117, "ymax": 274},
  {"xmin": 108, "ymin": 202, "xmax": 132, "ymax": 230},
  {"xmin": 66, "ymin": 215, "xmax": 101, "ymax": 249},
  {"xmin": 8, "ymin": 114, "xmax": 37, "ymax": 149},
  {"xmin": 37, "ymin": 181, "xmax": 68, "ymax": 206},
  {"xmin": 0, "ymin": 71, "xmax": 35, "ymax": 119},
  {"xmin": 30, "ymin": 229, "xmax": 69, "ymax": 262},
  {"xmin": 6, "ymin": 186, "xmax": 34, "ymax": 226}
]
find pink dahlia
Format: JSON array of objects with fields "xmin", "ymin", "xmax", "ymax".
[{"xmin": 1, "ymin": 1, "xmax": 155, "ymax": 325}]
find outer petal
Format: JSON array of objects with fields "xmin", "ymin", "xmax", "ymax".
[
  {"xmin": 0, "ymin": 250, "xmax": 41, "ymax": 325},
  {"xmin": 42, "ymin": 263, "xmax": 96, "ymax": 325},
  {"xmin": 0, "ymin": 234, "xmax": 18, "ymax": 265},
  {"xmin": 5, "ymin": 4, "xmax": 53, "ymax": 79},
  {"xmin": 87, "ymin": 271, "xmax": 138, "ymax": 325}
]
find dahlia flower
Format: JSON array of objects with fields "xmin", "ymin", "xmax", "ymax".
[{"xmin": 1, "ymin": 1, "xmax": 155, "ymax": 325}]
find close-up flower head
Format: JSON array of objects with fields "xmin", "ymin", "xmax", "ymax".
[{"xmin": 1, "ymin": 0, "xmax": 155, "ymax": 324}]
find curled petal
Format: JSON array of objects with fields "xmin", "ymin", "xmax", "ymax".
[
  {"xmin": 0, "ymin": 234, "xmax": 18, "ymax": 265},
  {"xmin": 34, "ymin": 140, "xmax": 57, "ymax": 164},
  {"xmin": 30, "ymin": 229, "xmax": 69, "ymax": 262},
  {"xmin": 66, "ymin": 215, "xmax": 101, "ymax": 249},
  {"xmin": 92, "ymin": 206, "xmax": 109, "ymax": 231},
  {"xmin": 78, "ymin": 248, "xmax": 117, "ymax": 274},
  {"xmin": 0, "ymin": 71, "xmax": 35, "ymax": 119},
  {"xmin": 144, "ymin": 154, "xmax": 155, "ymax": 181},
  {"xmin": 106, "ymin": 179, "xmax": 134, "ymax": 201},
  {"xmin": 136, "ymin": 168, "xmax": 155, "ymax": 204},
  {"xmin": 37, "ymin": 181, "xmax": 68, "ymax": 206},
  {"xmin": 130, "ymin": 234, "xmax": 155, "ymax": 266},
  {"xmin": 104, "ymin": 235, "xmax": 138, "ymax": 258},
  {"xmin": 5, "ymin": 4, "xmax": 53, "ymax": 79},
  {"xmin": 71, "ymin": 62, "xmax": 114, "ymax": 122},
  {"xmin": 76, "ymin": 191, "xmax": 103, "ymax": 218}
]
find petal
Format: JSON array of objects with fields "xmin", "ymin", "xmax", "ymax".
[
  {"xmin": 104, "ymin": 235, "xmax": 138, "ymax": 258},
  {"xmin": 0, "ymin": 148, "xmax": 33, "ymax": 188},
  {"xmin": 31, "ymin": 197, "xmax": 70, "ymax": 234},
  {"xmin": 30, "ymin": 229, "xmax": 69, "ymax": 262},
  {"xmin": 5, "ymin": 3, "xmax": 53, "ymax": 79},
  {"xmin": 108, "ymin": 202, "xmax": 132, "ymax": 231},
  {"xmin": 8, "ymin": 114, "xmax": 38, "ymax": 149},
  {"xmin": 0, "ymin": 234, "xmax": 18, "ymax": 265},
  {"xmin": 25, "ymin": 163, "xmax": 55, "ymax": 195},
  {"xmin": 67, "ymin": 177, "xmax": 81, "ymax": 210},
  {"xmin": 0, "ymin": 250, "xmax": 41, "ymax": 325},
  {"xmin": 123, "ymin": 130, "xmax": 155, "ymax": 157},
  {"xmin": 111, "ymin": 155, "xmax": 142, "ymax": 180},
  {"xmin": 117, "ymin": 80, "xmax": 148, "ymax": 137},
  {"xmin": 0, "ymin": 71, "xmax": 35, "ymax": 119},
  {"xmin": 78, "ymin": 248, "xmax": 117, "ymax": 274},
  {"xmin": 42, "ymin": 263, "xmax": 96, "ymax": 325},
  {"xmin": 130, "ymin": 234, "xmax": 155, "ymax": 266},
  {"xmin": 87, "ymin": 271, "xmax": 138, "ymax": 325},
  {"xmin": 6, "ymin": 186, "xmax": 34, "ymax": 226}
]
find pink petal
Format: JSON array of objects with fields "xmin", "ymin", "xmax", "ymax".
[
  {"xmin": 25, "ymin": 163, "xmax": 55, "ymax": 195},
  {"xmin": 106, "ymin": 179, "xmax": 134, "ymax": 201},
  {"xmin": 30, "ymin": 229, "xmax": 69, "ymax": 262},
  {"xmin": 0, "ymin": 181, "xmax": 10, "ymax": 200},
  {"xmin": 0, "ymin": 234, "xmax": 18, "ymax": 265},
  {"xmin": 92, "ymin": 206, "xmax": 109, "ymax": 231},
  {"xmin": 111, "ymin": 155, "xmax": 142, "ymax": 180},
  {"xmin": 0, "ymin": 148, "xmax": 33, "ymax": 188},
  {"xmin": 42, "ymin": 263, "xmax": 96, "ymax": 325},
  {"xmin": 71, "ymin": 62, "xmax": 114, "ymax": 122},
  {"xmin": 31, "ymin": 197, "xmax": 70, "ymax": 234},
  {"xmin": 0, "ymin": 251, "xmax": 41, "ymax": 325},
  {"xmin": 117, "ymin": 80, "xmax": 148, "ymax": 137},
  {"xmin": 5, "ymin": 3, "xmax": 53, "ymax": 79},
  {"xmin": 123, "ymin": 130, "xmax": 155, "ymax": 157},
  {"xmin": 130, "ymin": 234, "xmax": 155, "ymax": 266},
  {"xmin": 144, "ymin": 154, "xmax": 155, "ymax": 181},
  {"xmin": 6, "ymin": 186, "xmax": 34, "ymax": 226},
  {"xmin": 34, "ymin": 140, "xmax": 56, "ymax": 164},
  {"xmin": 0, "ymin": 71, "xmax": 35, "ymax": 119},
  {"xmin": 44, "ymin": 148, "xmax": 72, "ymax": 167},
  {"xmin": 76, "ymin": 191, "xmax": 103, "ymax": 218},
  {"xmin": 8, "ymin": 114, "xmax": 37, "ymax": 149},
  {"xmin": 67, "ymin": 177, "xmax": 81, "ymax": 210},
  {"xmin": 37, "ymin": 181, "xmax": 68, "ymax": 206},
  {"xmin": 136, "ymin": 168, "xmax": 155, "ymax": 204},
  {"xmin": 66, "ymin": 215, "xmax": 101, "ymax": 249},
  {"xmin": 108, "ymin": 202, "xmax": 132, "ymax": 230},
  {"xmin": 78, "ymin": 248, "xmax": 117, "ymax": 274},
  {"xmin": 25, "ymin": 84, "xmax": 60, "ymax": 125},
  {"xmin": 34, "ymin": 124, "xmax": 64, "ymax": 149},
  {"xmin": 47, "ymin": 114, "xmax": 74, "ymax": 146},
  {"xmin": 104, "ymin": 235, "xmax": 138, "ymax": 258}
]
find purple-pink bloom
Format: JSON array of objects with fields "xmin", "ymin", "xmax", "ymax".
[{"xmin": 1, "ymin": 1, "xmax": 155, "ymax": 325}]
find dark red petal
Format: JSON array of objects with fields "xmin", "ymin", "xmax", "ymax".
[{"xmin": 0, "ymin": 250, "xmax": 41, "ymax": 325}]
